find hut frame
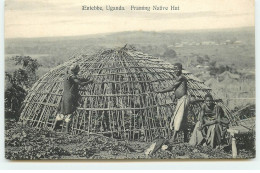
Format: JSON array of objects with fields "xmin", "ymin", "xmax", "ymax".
[{"xmin": 19, "ymin": 46, "xmax": 235, "ymax": 141}]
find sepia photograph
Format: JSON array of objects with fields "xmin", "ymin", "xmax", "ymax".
[{"xmin": 4, "ymin": 0, "xmax": 255, "ymax": 160}]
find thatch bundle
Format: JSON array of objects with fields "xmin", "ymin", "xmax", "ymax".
[{"xmin": 19, "ymin": 46, "xmax": 234, "ymax": 141}]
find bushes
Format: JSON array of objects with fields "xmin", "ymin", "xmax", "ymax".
[{"xmin": 5, "ymin": 56, "xmax": 41, "ymax": 120}]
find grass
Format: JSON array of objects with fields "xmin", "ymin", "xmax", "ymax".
[{"xmin": 5, "ymin": 119, "xmax": 255, "ymax": 160}]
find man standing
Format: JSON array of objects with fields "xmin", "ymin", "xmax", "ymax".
[
  {"xmin": 53, "ymin": 64, "xmax": 93, "ymax": 133},
  {"xmin": 157, "ymin": 63, "xmax": 189, "ymax": 143}
]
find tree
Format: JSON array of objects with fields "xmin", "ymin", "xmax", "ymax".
[
  {"xmin": 5, "ymin": 76, "xmax": 26, "ymax": 120},
  {"xmin": 197, "ymin": 55, "xmax": 210, "ymax": 65},
  {"xmin": 11, "ymin": 56, "xmax": 41, "ymax": 90},
  {"xmin": 5, "ymin": 56, "xmax": 41, "ymax": 120},
  {"xmin": 196, "ymin": 56, "xmax": 204, "ymax": 64},
  {"xmin": 162, "ymin": 48, "xmax": 177, "ymax": 58},
  {"xmin": 208, "ymin": 60, "xmax": 238, "ymax": 77},
  {"xmin": 208, "ymin": 61, "xmax": 218, "ymax": 76}
]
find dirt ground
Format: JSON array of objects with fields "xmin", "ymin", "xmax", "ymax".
[{"xmin": 5, "ymin": 120, "xmax": 255, "ymax": 160}]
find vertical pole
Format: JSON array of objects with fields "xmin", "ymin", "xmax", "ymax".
[{"xmin": 231, "ymin": 133, "xmax": 237, "ymax": 158}]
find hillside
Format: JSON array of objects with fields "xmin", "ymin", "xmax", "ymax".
[{"xmin": 5, "ymin": 27, "xmax": 255, "ymax": 109}]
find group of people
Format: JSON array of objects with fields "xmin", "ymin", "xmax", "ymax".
[
  {"xmin": 53, "ymin": 62, "xmax": 230, "ymax": 149},
  {"xmin": 157, "ymin": 63, "xmax": 230, "ymax": 148}
]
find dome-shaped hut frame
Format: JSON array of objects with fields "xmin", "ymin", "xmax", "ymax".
[{"xmin": 19, "ymin": 46, "xmax": 234, "ymax": 141}]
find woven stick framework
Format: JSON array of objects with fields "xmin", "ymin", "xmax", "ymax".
[{"xmin": 19, "ymin": 46, "xmax": 234, "ymax": 141}]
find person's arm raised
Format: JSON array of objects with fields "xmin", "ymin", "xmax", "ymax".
[
  {"xmin": 156, "ymin": 77, "xmax": 183, "ymax": 93},
  {"xmin": 71, "ymin": 75, "xmax": 93, "ymax": 86}
]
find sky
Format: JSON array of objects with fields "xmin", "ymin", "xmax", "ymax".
[{"xmin": 4, "ymin": 0, "xmax": 255, "ymax": 38}]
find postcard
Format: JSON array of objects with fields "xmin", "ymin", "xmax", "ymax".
[{"xmin": 4, "ymin": 0, "xmax": 255, "ymax": 160}]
